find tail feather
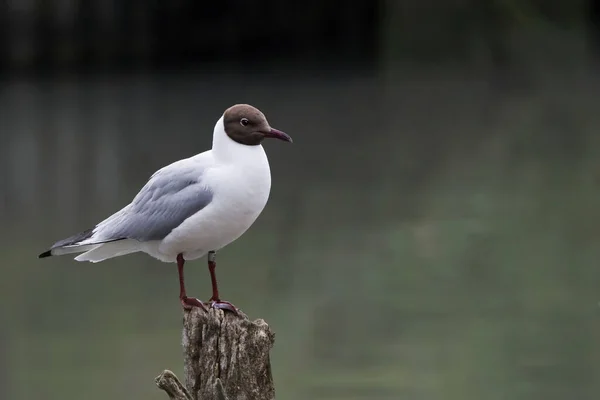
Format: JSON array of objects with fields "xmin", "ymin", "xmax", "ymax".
[
  {"xmin": 38, "ymin": 228, "xmax": 126, "ymax": 259},
  {"xmin": 39, "ymin": 244, "xmax": 101, "ymax": 258},
  {"xmin": 74, "ymin": 240, "xmax": 140, "ymax": 263}
]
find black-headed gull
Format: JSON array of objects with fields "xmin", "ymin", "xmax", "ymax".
[{"xmin": 39, "ymin": 104, "xmax": 293, "ymax": 312}]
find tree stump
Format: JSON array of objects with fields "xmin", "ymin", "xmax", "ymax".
[{"xmin": 156, "ymin": 308, "xmax": 275, "ymax": 400}]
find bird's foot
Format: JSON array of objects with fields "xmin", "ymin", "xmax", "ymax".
[
  {"xmin": 207, "ymin": 298, "xmax": 238, "ymax": 314},
  {"xmin": 180, "ymin": 296, "xmax": 208, "ymax": 311}
]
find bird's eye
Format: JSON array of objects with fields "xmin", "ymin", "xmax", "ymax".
[{"xmin": 240, "ymin": 118, "xmax": 249, "ymax": 126}]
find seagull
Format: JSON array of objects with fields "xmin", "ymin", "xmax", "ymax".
[{"xmin": 38, "ymin": 104, "xmax": 293, "ymax": 312}]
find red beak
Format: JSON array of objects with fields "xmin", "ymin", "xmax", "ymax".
[{"xmin": 263, "ymin": 128, "xmax": 293, "ymax": 143}]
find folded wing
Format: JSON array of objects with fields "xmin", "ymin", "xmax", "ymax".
[{"xmin": 39, "ymin": 158, "xmax": 214, "ymax": 258}]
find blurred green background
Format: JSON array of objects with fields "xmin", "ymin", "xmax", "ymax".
[{"xmin": 2, "ymin": 1, "xmax": 600, "ymax": 399}]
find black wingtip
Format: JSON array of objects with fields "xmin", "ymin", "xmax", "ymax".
[{"xmin": 38, "ymin": 250, "xmax": 52, "ymax": 259}]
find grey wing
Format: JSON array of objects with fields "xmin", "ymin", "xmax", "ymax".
[{"xmin": 96, "ymin": 163, "xmax": 213, "ymax": 242}]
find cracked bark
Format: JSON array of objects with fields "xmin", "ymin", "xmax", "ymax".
[{"xmin": 156, "ymin": 308, "xmax": 275, "ymax": 400}]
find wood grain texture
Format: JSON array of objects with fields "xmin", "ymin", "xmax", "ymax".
[{"xmin": 157, "ymin": 308, "xmax": 275, "ymax": 400}]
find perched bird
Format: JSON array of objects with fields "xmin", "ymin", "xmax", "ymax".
[{"xmin": 39, "ymin": 104, "xmax": 292, "ymax": 312}]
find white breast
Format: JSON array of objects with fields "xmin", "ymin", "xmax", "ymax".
[{"xmin": 158, "ymin": 145, "xmax": 272, "ymax": 261}]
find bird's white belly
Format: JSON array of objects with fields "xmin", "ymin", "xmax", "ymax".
[{"xmin": 154, "ymin": 163, "xmax": 271, "ymax": 262}]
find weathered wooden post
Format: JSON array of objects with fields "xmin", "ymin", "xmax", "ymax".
[{"xmin": 155, "ymin": 308, "xmax": 275, "ymax": 400}]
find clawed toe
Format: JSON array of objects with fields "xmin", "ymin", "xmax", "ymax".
[
  {"xmin": 180, "ymin": 296, "xmax": 237, "ymax": 314},
  {"xmin": 181, "ymin": 296, "xmax": 208, "ymax": 311},
  {"xmin": 208, "ymin": 299, "xmax": 238, "ymax": 314}
]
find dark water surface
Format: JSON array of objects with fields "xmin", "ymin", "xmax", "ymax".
[{"xmin": 1, "ymin": 71, "xmax": 599, "ymax": 400}]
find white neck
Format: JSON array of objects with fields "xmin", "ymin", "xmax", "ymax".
[{"xmin": 211, "ymin": 115, "xmax": 268, "ymax": 164}]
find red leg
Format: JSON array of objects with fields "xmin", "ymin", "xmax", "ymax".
[
  {"xmin": 177, "ymin": 254, "xmax": 207, "ymax": 311},
  {"xmin": 207, "ymin": 251, "xmax": 238, "ymax": 313}
]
